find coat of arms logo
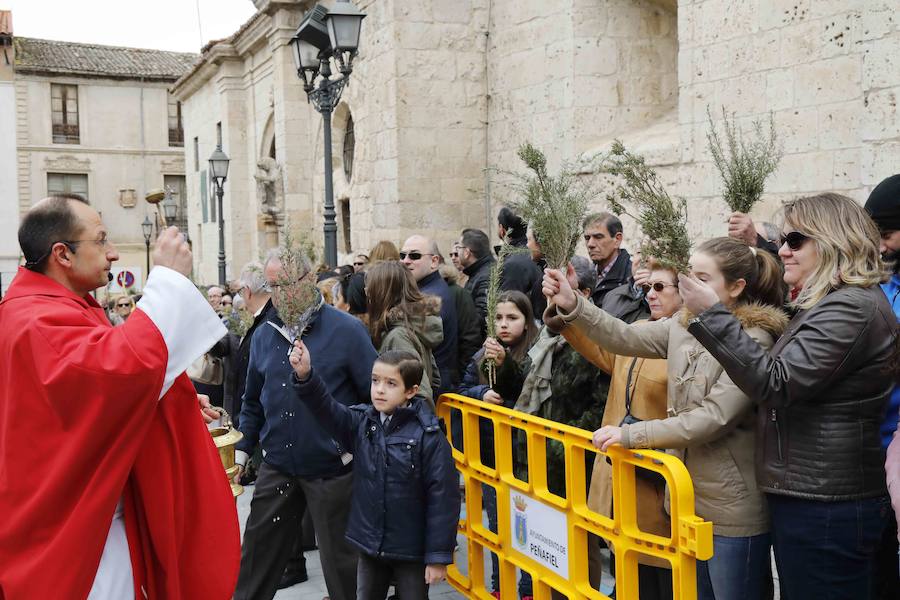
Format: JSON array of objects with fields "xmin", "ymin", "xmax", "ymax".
[{"xmin": 513, "ymin": 495, "xmax": 528, "ymax": 548}]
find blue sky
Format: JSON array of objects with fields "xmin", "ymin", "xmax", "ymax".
[{"xmin": 3, "ymin": 0, "xmax": 258, "ymax": 53}]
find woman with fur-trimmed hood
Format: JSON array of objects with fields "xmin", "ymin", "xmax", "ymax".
[
  {"xmin": 543, "ymin": 237, "xmax": 788, "ymax": 600},
  {"xmin": 365, "ymin": 260, "xmax": 443, "ymax": 409}
]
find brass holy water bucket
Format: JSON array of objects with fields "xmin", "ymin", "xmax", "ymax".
[{"xmin": 209, "ymin": 408, "xmax": 244, "ymax": 498}]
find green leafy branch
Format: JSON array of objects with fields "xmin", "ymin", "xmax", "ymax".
[
  {"xmin": 272, "ymin": 228, "xmax": 320, "ymax": 341},
  {"xmin": 706, "ymin": 107, "xmax": 783, "ymax": 213},
  {"xmin": 601, "ymin": 140, "xmax": 691, "ymax": 273},
  {"xmin": 503, "ymin": 143, "xmax": 591, "ymax": 271}
]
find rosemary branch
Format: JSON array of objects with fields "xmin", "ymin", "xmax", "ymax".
[
  {"xmin": 601, "ymin": 140, "xmax": 692, "ymax": 273},
  {"xmin": 706, "ymin": 107, "xmax": 783, "ymax": 213}
]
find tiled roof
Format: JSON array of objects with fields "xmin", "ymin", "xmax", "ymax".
[
  {"xmin": 14, "ymin": 37, "xmax": 198, "ymax": 81},
  {"xmin": 0, "ymin": 11, "xmax": 12, "ymax": 37}
]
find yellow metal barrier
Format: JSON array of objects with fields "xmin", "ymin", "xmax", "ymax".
[{"xmin": 438, "ymin": 393, "xmax": 713, "ymax": 600}]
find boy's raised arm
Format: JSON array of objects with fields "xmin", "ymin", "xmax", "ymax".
[{"xmin": 289, "ymin": 340, "xmax": 362, "ymax": 452}]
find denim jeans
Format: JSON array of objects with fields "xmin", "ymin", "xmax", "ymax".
[
  {"xmin": 768, "ymin": 493, "xmax": 890, "ymax": 600},
  {"xmin": 696, "ymin": 533, "xmax": 771, "ymax": 600},
  {"xmin": 482, "ymin": 483, "xmax": 533, "ymax": 598}
]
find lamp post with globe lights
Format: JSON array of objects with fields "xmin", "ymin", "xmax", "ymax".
[{"xmin": 289, "ymin": 0, "xmax": 366, "ymax": 267}]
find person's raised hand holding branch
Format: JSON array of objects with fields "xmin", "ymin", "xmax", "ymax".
[
  {"xmin": 289, "ymin": 340, "xmax": 312, "ymax": 381},
  {"xmin": 542, "ymin": 268, "xmax": 578, "ymax": 313}
]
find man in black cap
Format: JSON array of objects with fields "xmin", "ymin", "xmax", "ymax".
[{"xmin": 864, "ymin": 173, "xmax": 900, "ymax": 600}]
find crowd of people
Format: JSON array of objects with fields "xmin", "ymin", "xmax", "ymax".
[
  {"xmin": 4, "ymin": 175, "xmax": 900, "ymax": 600},
  {"xmin": 167, "ymin": 176, "xmax": 900, "ymax": 600}
]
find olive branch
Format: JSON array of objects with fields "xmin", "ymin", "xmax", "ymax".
[
  {"xmin": 482, "ymin": 242, "xmax": 527, "ymax": 388},
  {"xmin": 271, "ymin": 228, "xmax": 320, "ymax": 343}
]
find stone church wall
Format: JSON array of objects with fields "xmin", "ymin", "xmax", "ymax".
[{"xmin": 176, "ymin": 0, "xmax": 900, "ymax": 282}]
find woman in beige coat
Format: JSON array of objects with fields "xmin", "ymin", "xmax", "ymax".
[
  {"xmin": 543, "ymin": 237, "xmax": 787, "ymax": 600},
  {"xmin": 548, "ymin": 259, "xmax": 681, "ymax": 598}
]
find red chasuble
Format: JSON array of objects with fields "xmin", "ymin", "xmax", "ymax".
[{"xmin": 0, "ymin": 268, "xmax": 239, "ymax": 599}]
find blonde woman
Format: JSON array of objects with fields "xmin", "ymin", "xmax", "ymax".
[
  {"xmin": 679, "ymin": 193, "xmax": 898, "ymax": 598},
  {"xmin": 544, "ymin": 237, "xmax": 787, "ymax": 600}
]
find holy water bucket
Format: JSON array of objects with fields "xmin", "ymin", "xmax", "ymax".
[{"xmin": 208, "ymin": 408, "xmax": 244, "ymax": 498}]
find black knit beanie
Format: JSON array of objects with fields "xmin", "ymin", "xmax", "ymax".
[{"xmin": 865, "ymin": 174, "xmax": 900, "ymax": 231}]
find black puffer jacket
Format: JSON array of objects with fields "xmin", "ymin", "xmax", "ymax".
[
  {"xmin": 293, "ymin": 370, "xmax": 460, "ymax": 563},
  {"xmin": 688, "ymin": 286, "xmax": 898, "ymax": 501},
  {"xmin": 601, "ymin": 281, "xmax": 651, "ymax": 324}
]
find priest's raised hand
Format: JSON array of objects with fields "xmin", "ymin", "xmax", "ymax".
[{"xmin": 152, "ymin": 225, "xmax": 194, "ymax": 277}]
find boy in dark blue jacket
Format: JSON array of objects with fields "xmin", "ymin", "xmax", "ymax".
[{"xmin": 289, "ymin": 342, "xmax": 460, "ymax": 599}]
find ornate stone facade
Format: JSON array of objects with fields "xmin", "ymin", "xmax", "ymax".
[{"xmin": 174, "ymin": 0, "xmax": 900, "ymax": 282}]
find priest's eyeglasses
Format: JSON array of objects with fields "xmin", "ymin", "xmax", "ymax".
[
  {"xmin": 24, "ymin": 236, "xmax": 112, "ymax": 270},
  {"xmin": 60, "ymin": 235, "xmax": 112, "ymax": 251}
]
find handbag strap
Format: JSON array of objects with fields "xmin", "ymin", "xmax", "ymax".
[{"xmin": 623, "ymin": 357, "xmax": 640, "ymax": 419}]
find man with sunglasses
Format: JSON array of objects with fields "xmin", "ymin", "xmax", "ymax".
[
  {"xmin": 865, "ymin": 174, "xmax": 900, "ymax": 597},
  {"xmin": 401, "ymin": 235, "xmax": 460, "ymax": 391},
  {"xmin": 352, "ymin": 253, "xmax": 368, "ymax": 272},
  {"xmin": 0, "ymin": 194, "xmax": 239, "ymax": 599}
]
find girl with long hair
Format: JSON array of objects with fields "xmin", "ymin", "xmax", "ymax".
[{"xmin": 457, "ymin": 290, "xmax": 539, "ymax": 600}]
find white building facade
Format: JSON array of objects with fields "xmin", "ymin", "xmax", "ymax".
[{"xmin": 12, "ymin": 33, "xmax": 196, "ymax": 292}]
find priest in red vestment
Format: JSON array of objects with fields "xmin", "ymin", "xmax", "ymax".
[{"xmin": 0, "ymin": 194, "xmax": 240, "ymax": 599}]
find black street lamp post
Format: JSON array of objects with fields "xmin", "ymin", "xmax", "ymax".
[
  {"xmin": 290, "ymin": 0, "xmax": 366, "ymax": 267},
  {"xmin": 209, "ymin": 136, "xmax": 231, "ymax": 286},
  {"xmin": 141, "ymin": 215, "xmax": 153, "ymax": 278}
]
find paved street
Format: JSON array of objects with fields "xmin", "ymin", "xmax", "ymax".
[{"xmin": 237, "ymin": 485, "xmax": 464, "ymax": 599}]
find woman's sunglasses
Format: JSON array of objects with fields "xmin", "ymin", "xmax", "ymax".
[
  {"xmin": 780, "ymin": 231, "xmax": 811, "ymax": 251},
  {"xmin": 641, "ymin": 282, "xmax": 677, "ymax": 294}
]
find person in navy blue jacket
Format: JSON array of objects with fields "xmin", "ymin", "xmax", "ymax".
[
  {"xmin": 289, "ymin": 344, "xmax": 460, "ymax": 600},
  {"xmin": 233, "ymin": 253, "xmax": 377, "ymax": 600}
]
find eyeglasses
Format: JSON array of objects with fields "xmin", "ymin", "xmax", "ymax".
[
  {"xmin": 24, "ymin": 235, "xmax": 112, "ymax": 270},
  {"xmin": 641, "ymin": 282, "xmax": 678, "ymax": 294},
  {"xmin": 399, "ymin": 251, "xmax": 432, "ymax": 261},
  {"xmin": 116, "ymin": 303, "xmax": 131, "ymax": 308},
  {"xmin": 353, "ymin": 261, "xmax": 365, "ymax": 266},
  {"xmin": 780, "ymin": 231, "xmax": 811, "ymax": 251}
]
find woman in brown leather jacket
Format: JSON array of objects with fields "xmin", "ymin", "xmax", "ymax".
[
  {"xmin": 678, "ymin": 193, "xmax": 898, "ymax": 599},
  {"xmin": 544, "ymin": 237, "xmax": 787, "ymax": 600}
]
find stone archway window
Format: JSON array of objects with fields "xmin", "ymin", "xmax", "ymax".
[{"xmin": 343, "ymin": 115, "xmax": 355, "ymax": 182}]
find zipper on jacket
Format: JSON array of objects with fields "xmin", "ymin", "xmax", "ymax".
[{"xmin": 770, "ymin": 408, "xmax": 783, "ymax": 462}]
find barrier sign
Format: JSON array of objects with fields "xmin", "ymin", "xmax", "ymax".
[{"xmin": 510, "ymin": 491, "xmax": 569, "ymax": 579}]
